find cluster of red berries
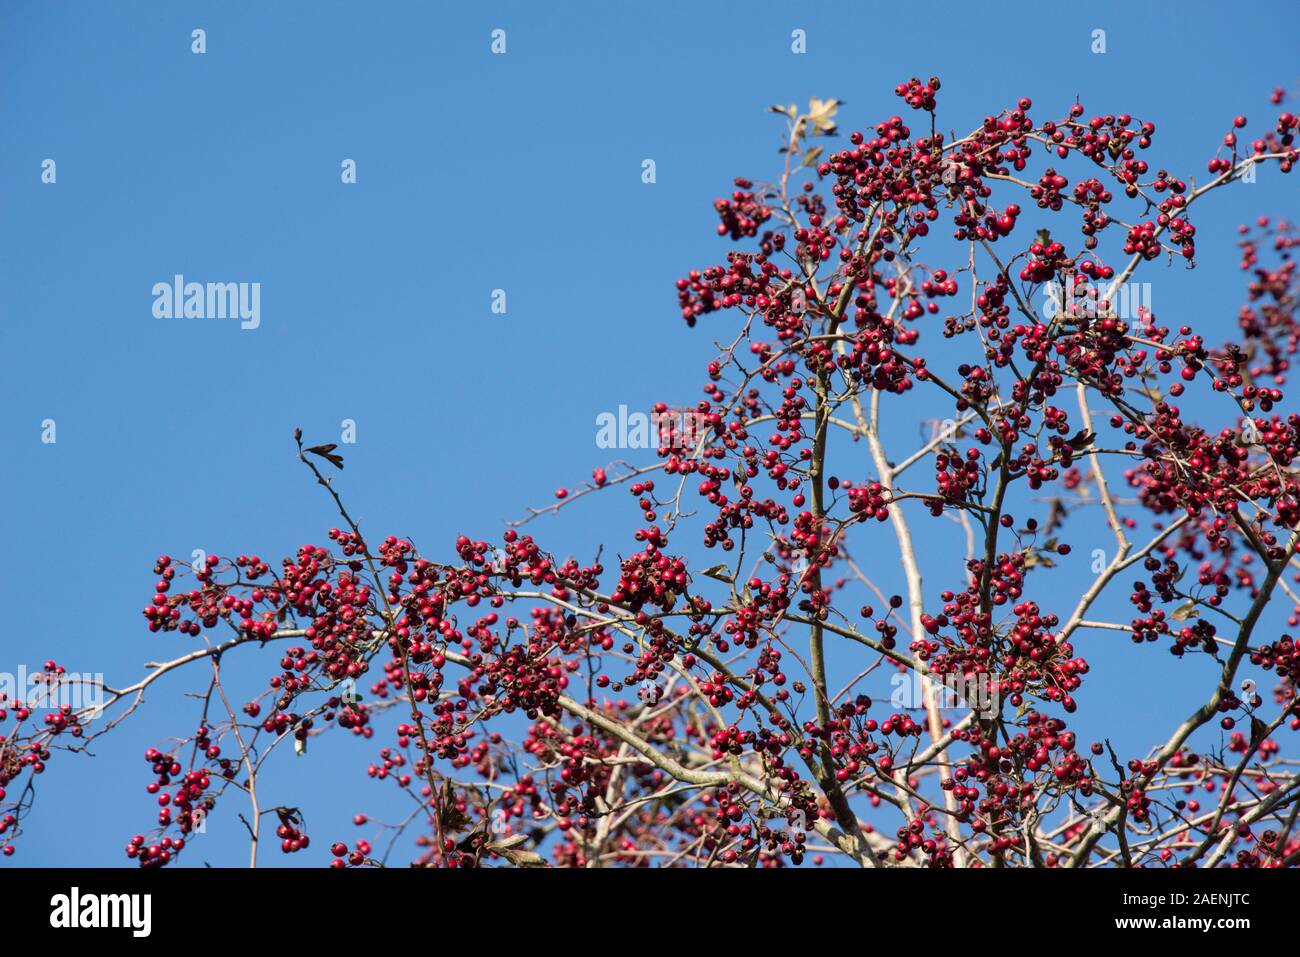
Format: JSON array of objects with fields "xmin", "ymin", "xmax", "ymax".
[
  {"xmin": 329, "ymin": 837, "xmax": 371, "ymax": 867},
  {"xmin": 714, "ymin": 178, "xmax": 772, "ymax": 240},
  {"xmin": 894, "ymin": 76, "xmax": 940, "ymax": 111},
  {"xmin": 276, "ymin": 820, "xmax": 310, "ymax": 854},
  {"xmin": 1019, "ymin": 238, "xmax": 1070, "ymax": 283}
]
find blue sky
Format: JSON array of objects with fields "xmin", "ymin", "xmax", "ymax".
[{"xmin": 1, "ymin": 1, "xmax": 1297, "ymax": 866}]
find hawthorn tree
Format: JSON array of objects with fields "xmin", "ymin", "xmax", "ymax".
[{"xmin": 5, "ymin": 77, "xmax": 1300, "ymax": 869}]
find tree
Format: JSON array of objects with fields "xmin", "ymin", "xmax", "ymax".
[{"xmin": 4, "ymin": 77, "xmax": 1299, "ymax": 868}]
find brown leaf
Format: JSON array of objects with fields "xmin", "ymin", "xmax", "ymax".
[
  {"xmin": 700, "ymin": 563, "xmax": 734, "ymax": 583},
  {"xmin": 1043, "ymin": 499, "xmax": 1069, "ymax": 535},
  {"xmin": 1249, "ymin": 716, "xmax": 1270, "ymax": 749},
  {"xmin": 305, "ymin": 443, "xmax": 345, "ymax": 470},
  {"xmin": 806, "ymin": 98, "xmax": 840, "ymax": 136},
  {"xmin": 488, "ymin": 835, "xmax": 547, "ymax": 867}
]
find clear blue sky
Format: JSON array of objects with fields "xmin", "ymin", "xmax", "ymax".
[{"xmin": 1, "ymin": 0, "xmax": 1296, "ymax": 866}]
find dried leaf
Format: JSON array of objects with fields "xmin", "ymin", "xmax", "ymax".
[
  {"xmin": 1043, "ymin": 499, "xmax": 1069, "ymax": 535},
  {"xmin": 806, "ymin": 97, "xmax": 840, "ymax": 135},
  {"xmin": 490, "ymin": 838, "xmax": 547, "ymax": 867},
  {"xmin": 305, "ymin": 443, "xmax": 345, "ymax": 470},
  {"xmin": 1022, "ymin": 548, "xmax": 1055, "ymax": 570},
  {"xmin": 700, "ymin": 563, "xmax": 735, "ymax": 583},
  {"xmin": 275, "ymin": 807, "xmax": 303, "ymax": 828},
  {"xmin": 1250, "ymin": 716, "xmax": 1270, "ymax": 749}
]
